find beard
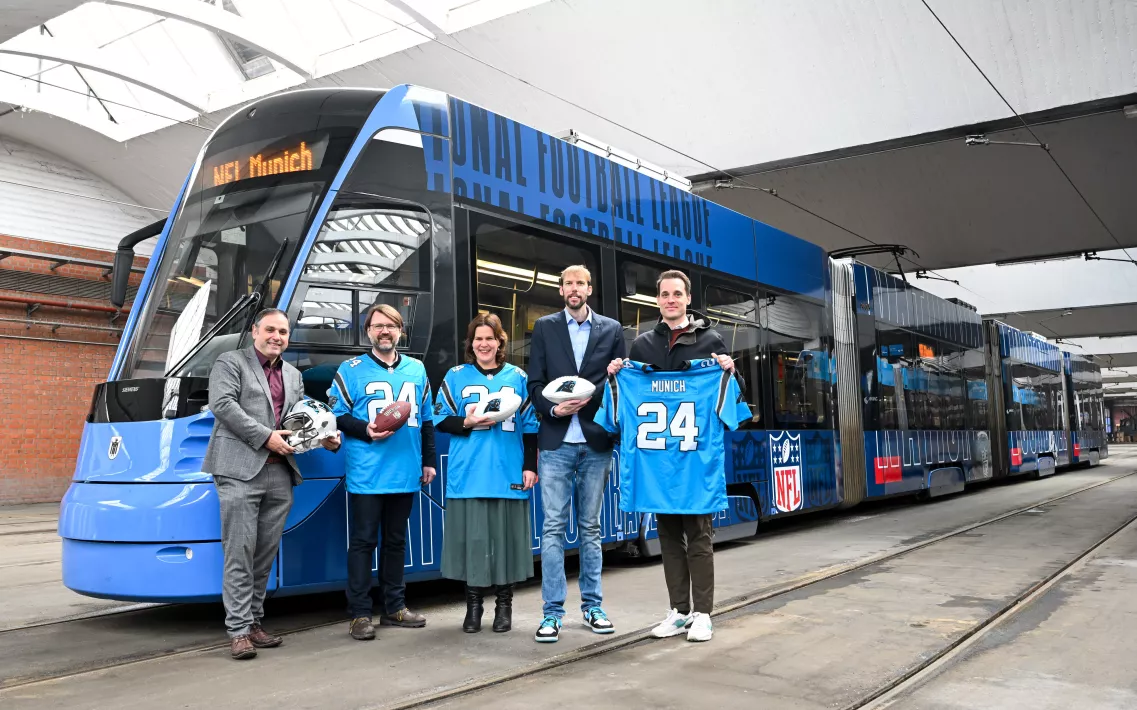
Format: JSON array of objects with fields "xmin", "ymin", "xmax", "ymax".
[{"xmin": 371, "ymin": 335, "xmax": 396, "ymax": 352}]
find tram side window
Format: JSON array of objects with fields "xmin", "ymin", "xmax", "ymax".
[
  {"xmin": 876, "ymin": 326, "xmax": 909, "ymax": 430},
  {"xmin": 291, "ymin": 287, "xmax": 355, "ymax": 347},
  {"xmin": 962, "ymin": 348, "xmax": 988, "ymax": 430},
  {"xmin": 938, "ymin": 342, "xmax": 967, "ymax": 431},
  {"xmin": 472, "ymin": 214, "xmax": 599, "ymax": 370},
  {"xmin": 765, "ymin": 295, "xmax": 829, "ymax": 428},
  {"xmin": 619, "ymin": 261, "xmax": 663, "ymax": 355},
  {"xmin": 705, "ymin": 285, "xmax": 762, "ymax": 429},
  {"xmin": 906, "ymin": 338, "xmax": 938, "ymax": 430},
  {"xmin": 284, "ymin": 195, "xmax": 436, "ymax": 399},
  {"xmin": 1008, "ymin": 363, "xmax": 1060, "ymax": 431},
  {"xmin": 359, "ymin": 289, "xmax": 426, "ymax": 354}
]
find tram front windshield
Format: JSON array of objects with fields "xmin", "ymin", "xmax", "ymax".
[{"xmin": 120, "ymin": 181, "xmax": 319, "ymax": 380}]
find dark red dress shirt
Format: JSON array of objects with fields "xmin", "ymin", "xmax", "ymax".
[{"xmin": 255, "ymin": 350, "xmax": 285, "ymax": 426}]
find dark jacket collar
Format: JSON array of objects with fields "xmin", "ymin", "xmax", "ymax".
[{"xmin": 651, "ymin": 309, "xmax": 711, "ymax": 336}]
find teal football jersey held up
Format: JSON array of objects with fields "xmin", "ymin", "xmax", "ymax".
[
  {"xmin": 328, "ymin": 353, "xmax": 432, "ymax": 494},
  {"xmin": 595, "ymin": 358, "xmax": 751, "ymax": 515},
  {"xmin": 434, "ymin": 363, "xmax": 538, "ymax": 499}
]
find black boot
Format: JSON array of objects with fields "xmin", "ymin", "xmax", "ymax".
[
  {"xmin": 492, "ymin": 584, "xmax": 514, "ymax": 633},
  {"xmin": 463, "ymin": 585, "xmax": 486, "ymax": 633}
]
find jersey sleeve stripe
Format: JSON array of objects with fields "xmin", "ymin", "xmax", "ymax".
[
  {"xmin": 334, "ymin": 371, "xmax": 354, "ymax": 409},
  {"xmin": 440, "ymin": 380, "xmax": 458, "ymax": 413},
  {"xmin": 715, "ymin": 369, "xmax": 731, "ymax": 417},
  {"xmin": 610, "ymin": 374, "xmax": 620, "ymax": 420},
  {"xmin": 520, "ymin": 395, "xmax": 533, "ymax": 414}
]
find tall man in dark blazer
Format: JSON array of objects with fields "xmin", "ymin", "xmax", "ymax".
[
  {"xmin": 203, "ymin": 308, "xmax": 339, "ymax": 660},
  {"xmin": 527, "ymin": 265, "xmax": 626, "ymax": 643}
]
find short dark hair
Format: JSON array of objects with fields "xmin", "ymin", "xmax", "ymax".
[
  {"xmin": 252, "ymin": 308, "xmax": 288, "ymax": 327},
  {"xmin": 656, "ymin": 270, "xmax": 691, "ymax": 296}
]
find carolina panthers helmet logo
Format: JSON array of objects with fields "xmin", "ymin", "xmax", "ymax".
[
  {"xmin": 555, "ymin": 381, "xmax": 577, "ymax": 393},
  {"xmin": 485, "ymin": 398, "xmax": 502, "ymax": 413}
]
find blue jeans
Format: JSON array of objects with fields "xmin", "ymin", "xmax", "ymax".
[{"xmin": 538, "ymin": 443, "xmax": 611, "ymax": 619}]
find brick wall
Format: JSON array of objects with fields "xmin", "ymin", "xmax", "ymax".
[{"xmin": 0, "ymin": 234, "xmax": 146, "ymax": 505}]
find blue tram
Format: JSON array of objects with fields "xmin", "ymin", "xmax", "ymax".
[
  {"xmin": 59, "ymin": 85, "xmax": 1106, "ymax": 602},
  {"xmin": 1064, "ymin": 352, "xmax": 1108, "ymax": 466}
]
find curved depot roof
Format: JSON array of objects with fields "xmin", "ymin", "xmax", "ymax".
[{"xmin": 0, "ymin": 0, "xmax": 1134, "ymax": 276}]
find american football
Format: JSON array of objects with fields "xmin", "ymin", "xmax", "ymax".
[
  {"xmin": 473, "ymin": 391, "xmax": 523, "ymax": 423},
  {"xmin": 372, "ymin": 400, "xmax": 412, "ymax": 433},
  {"xmin": 542, "ymin": 375, "xmax": 596, "ymax": 404}
]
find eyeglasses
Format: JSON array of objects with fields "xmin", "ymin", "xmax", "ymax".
[{"xmin": 369, "ymin": 324, "xmax": 401, "ymax": 332}]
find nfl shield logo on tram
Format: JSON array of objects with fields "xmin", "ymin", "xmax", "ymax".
[{"xmin": 770, "ymin": 431, "xmax": 803, "ymax": 513}]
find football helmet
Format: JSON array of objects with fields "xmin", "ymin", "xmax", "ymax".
[{"xmin": 281, "ymin": 398, "xmax": 338, "ymax": 454}]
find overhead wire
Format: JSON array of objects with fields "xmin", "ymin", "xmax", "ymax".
[
  {"xmin": 348, "ymin": 0, "xmax": 956, "ymax": 278},
  {"xmin": 919, "ymin": 0, "xmax": 1136, "ymax": 267},
  {"xmin": 0, "ymin": 1, "xmax": 1108, "ymax": 344},
  {"xmin": 0, "ymin": 68, "xmax": 212, "ymax": 131},
  {"xmin": 0, "ymin": 177, "xmax": 167, "ymax": 213}
]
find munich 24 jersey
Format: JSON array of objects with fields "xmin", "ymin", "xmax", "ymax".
[
  {"xmin": 327, "ymin": 352, "xmax": 432, "ymax": 495},
  {"xmin": 595, "ymin": 358, "xmax": 750, "ymax": 515},
  {"xmin": 433, "ymin": 363, "xmax": 538, "ymax": 500}
]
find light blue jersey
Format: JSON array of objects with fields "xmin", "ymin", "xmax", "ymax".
[
  {"xmin": 328, "ymin": 352, "xmax": 432, "ymax": 494},
  {"xmin": 595, "ymin": 358, "xmax": 751, "ymax": 515},
  {"xmin": 434, "ymin": 363, "xmax": 538, "ymax": 499}
]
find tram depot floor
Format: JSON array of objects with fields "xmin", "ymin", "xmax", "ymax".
[{"xmin": 4, "ymin": 451, "xmax": 1137, "ymax": 709}]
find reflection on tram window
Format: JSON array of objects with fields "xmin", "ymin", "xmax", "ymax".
[
  {"xmin": 963, "ymin": 348, "xmax": 988, "ymax": 430},
  {"xmin": 618, "ymin": 262, "xmax": 663, "ymax": 353},
  {"xmin": 1008, "ymin": 363, "xmax": 1062, "ymax": 431},
  {"xmin": 357, "ymin": 290, "xmax": 426, "ymax": 354},
  {"xmin": 876, "ymin": 327, "xmax": 976, "ymax": 432},
  {"xmin": 705, "ymin": 285, "xmax": 761, "ymax": 428},
  {"xmin": 766, "ymin": 295, "xmax": 830, "ymax": 428},
  {"xmin": 304, "ymin": 204, "xmax": 431, "ymax": 290},
  {"xmin": 289, "ymin": 197, "xmax": 434, "ymax": 358},
  {"xmin": 473, "ymin": 215, "xmax": 599, "ymax": 369},
  {"xmin": 292, "ymin": 286, "xmax": 354, "ymax": 347}
]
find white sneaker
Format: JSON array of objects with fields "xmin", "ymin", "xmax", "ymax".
[
  {"xmin": 686, "ymin": 612, "xmax": 713, "ymax": 642},
  {"xmin": 650, "ymin": 608, "xmax": 691, "ymax": 638}
]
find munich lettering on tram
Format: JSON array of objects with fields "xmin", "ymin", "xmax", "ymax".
[{"xmin": 210, "ymin": 142, "xmax": 315, "ymax": 187}]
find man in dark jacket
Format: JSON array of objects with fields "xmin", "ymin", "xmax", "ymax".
[
  {"xmin": 606, "ymin": 269, "xmax": 736, "ymax": 642},
  {"xmin": 527, "ymin": 264, "xmax": 626, "ymax": 643}
]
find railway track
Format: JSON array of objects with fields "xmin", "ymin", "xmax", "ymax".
[
  {"xmin": 382, "ymin": 466, "xmax": 1137, "ymax": 709},
  {"xmin": 3, "ymin": 467, "xmax": 1134, "ymax": 702}
]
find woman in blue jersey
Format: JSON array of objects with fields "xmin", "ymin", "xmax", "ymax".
[{"xmin": 434, "ymin": 313, "xmax": 538, "ymax": 633}]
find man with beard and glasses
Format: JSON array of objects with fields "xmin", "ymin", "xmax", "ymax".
[
  {"xmin": 328, "ymin": 303, "xmax": 437, "ymax": 641},
  {"xmin": 527, "ymin": 264, "xmax": 626, "ymax": 643}
]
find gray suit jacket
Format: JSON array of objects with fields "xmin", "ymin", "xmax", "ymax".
[{"xmin": 203, "ymin": 346, "xmax": 303, "ymax": 486}]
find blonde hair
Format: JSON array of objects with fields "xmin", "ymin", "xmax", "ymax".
[{"xmin": 560, "ymin": 264, "xmax": 591, "ymax": 285}]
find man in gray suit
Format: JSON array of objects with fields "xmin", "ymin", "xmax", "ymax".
[{"xmin": 203, "ymin": 308, "xmax": 340, "ymax": 660}]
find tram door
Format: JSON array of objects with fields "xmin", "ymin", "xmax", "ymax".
[{"xmin": 468, "ymin": 212, "xmax": 615, "ymax": 550}]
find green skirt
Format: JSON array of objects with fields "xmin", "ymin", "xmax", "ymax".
[{"xmin": 441, "ymin": 497, "xmax": 534, "ymax": 587}]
